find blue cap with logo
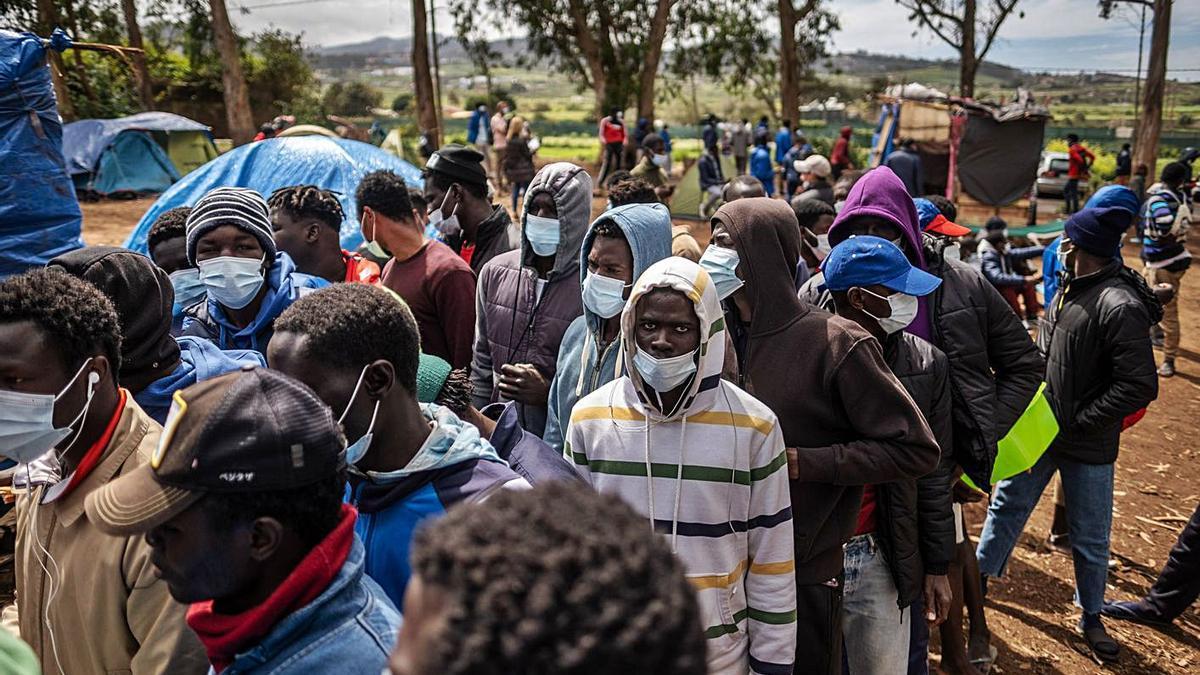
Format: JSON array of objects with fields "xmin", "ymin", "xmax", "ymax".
[{"xmin": 823, "ymin": 235, "xmax": 942, "ymax": 296}]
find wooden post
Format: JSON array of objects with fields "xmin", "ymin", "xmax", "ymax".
[
  {"xmin": 412, "ymin": 0, "xmax": 441, "ymax": 148},
  {"xmin": 1134, "ymin": 0, "xmax": 1171, "ymax": 174}
]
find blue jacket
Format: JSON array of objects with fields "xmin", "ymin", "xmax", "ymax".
[
  {"xmin": 883, "ymin": 148, "xmax": 924, "ymax": 196},
  {"xmin": 466, "ymin": 108, "xmax": 490, "ymax": 144},
  {"xmin": 133, "ymin": 336, "xmax": 264, "ymax": 423},
  {"xmin": 484, "ymin": 402, "xmax": 583, "ymax": 484},
  {"xmin": 217, "ymin": 535, "xmax": 399, "ymax": 675},
  {"xmin": 750, "ymin": 145, "xmax": 773, "ymax": 183},
  {"xmin": 543, "ymin": 203, "xmax": 674, "ymax": 453},
  {"xmin": 979, "ymin": 239, "xmax": 1043, "ymax": 288},
  {"xmin": 660, "ymin": 128, "xmax": 672, "ymax": 153},
  {"xmin": 182, "ymin": 252, "xmax": 327, "ymax": 357},
  {"xmin": 698, "ymin": 151, "xmax": 724, "ymax": 190},
  {"xmin": 1042, "ymin": 236, "xmax": 1064, "ymax": 307},
  {"xmin": 347, "ymin": 404, "xmax": 527, "ymax": 607},
  {"xmin": 774, "ymin": 129, "xmax": 792, "ymax": 163}
]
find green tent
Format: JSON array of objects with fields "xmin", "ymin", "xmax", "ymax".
[
  {"xmin": 670, "ymin": 154, "xmax": 738, "ymax": 220},
  {"xmin": 160, "ymin": 130, "xmax": 218, "ymax": 175}
]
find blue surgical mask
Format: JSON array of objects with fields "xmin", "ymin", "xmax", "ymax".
[
  {"xmin": 525, "ymin": 214, "xmax": 561, "ymax": 257},
  {"xmin": 652, "ymin": 153, "xmax": 669, "ymax": 168},
  {"xmin": 338, "ymin": 365, "xmax": 380, "ymax": 466},
  {"xmin": 197, "ymin": 255, "xmax": 266, "ymax": 310},
  {"xmin": 0, "ymin": 358, "xmax": 96, "ymax": 465},
  {"xmin": 169, "ymin": 268, "xmax": 206, "ymax": 315},
  {"xmin": 582, "ymin": 272, "xmax": 629, "ymax": 318},
  {"xmin": 699, "ymin": 245, "xmax": 744, "ymax": 300},
  {"xmin": 633, "ymin": 346, "xmax": 698, "ymax": 393}
]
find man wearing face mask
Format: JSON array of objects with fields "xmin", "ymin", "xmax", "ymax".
[
  {"xmin": 978, "ymin": 207, "xmax": 1158, "ymax": 665},
  {"xmin": 565, "ymin": 257, "xmax": 796, "ymax": 675},
  {"xmin": 0, "ymin": 269, "xmax": 207, "ymax": 674},
  {"xmin": 147, "ymin": 206, "xmax": 202, "ymax": 335},
  {"xmin": 702, "ymin": 196, "xmax": 940, "ymax": 675},
  {"xmin": 629, "ymin": 133, "xmax": 670, "ymax": 188},
  {"xmin": 471, "ymin": 162, "xmax": 592, "ymax": 435},
  {"xmin": 423, "ymin": 144, "xmax": 517, "ymax": 275},
  {"xmin": 180, "ymin": 187, "xmax": 328, "ymax": 358},
  {"xmin": 912, "ymin": 198, "xmax": 971, "ymax": 267},
  {"xmin": 358, "ymin": 170, "xmax": 477, "ymax": 369},
  {"xmin": 542, "ymin": 202, "xmax": 673, "ymax": 454},
  {"xmin": 268, "ymin": 284, "xmax": 528, "ymax": 608},
  {"xmin": 823, "ymin": 237, "xmax": 957, "ymax": 675}
]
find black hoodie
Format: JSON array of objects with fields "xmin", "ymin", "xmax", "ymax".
[{"xmin": 713, "ymin": 197, "xmax": 940, "ymax": 584}]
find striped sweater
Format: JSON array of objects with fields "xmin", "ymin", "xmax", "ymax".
[{"xmin": 565, "ymin": 257, "xmax": 796, "ymax": 675}]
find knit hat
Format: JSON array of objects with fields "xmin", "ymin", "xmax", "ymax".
[
  {"xmin": 425, "ymin": 144, "xmax": 489, "ymax": 187},
  {"xmin": 416, "ymin": 353, "xmax": 452, "ymax": 403},
  {"xmin": 185, "ymin": 187, "xmax": 275, "ymax": 266},
  {"xmin": 47, "ymin": 246, "xmax": 180, "ymax": 390},
  {"xmin": 1065, "ymin": 207, "xmax": 1133, "ymax": 258}
]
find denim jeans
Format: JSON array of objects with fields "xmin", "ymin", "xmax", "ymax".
[
  {"xmin": 977, "ymin": 452, "xmax": 1114, "ymax": 614},
  {"xmin": 1064, "ymin": 178, "xmax": 1081, "ymax": 214},
  {"xmin": 842, "ymin": 534, "xmax": 911, "ymax": 674}
]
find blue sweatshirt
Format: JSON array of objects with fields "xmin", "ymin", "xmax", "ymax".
[{"xmin": 133, "ymin": 336, "xmax": 265, "ymax": 423}]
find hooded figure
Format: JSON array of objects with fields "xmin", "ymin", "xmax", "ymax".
[
  {"xmin": 542, "ymin": 202, "xmax": 673, "ymax": 452},
  {"xmin": 565, "ymin": 257, "xmax": 796, "ymax": 675},
  {"xmin": 801, "ymin": 166, "xmax": 1043, "ymax": 491},
  {"xmin": 471, "ymin": 162, "xmax": 592, "ymax": 434},
  {"xmin": 47, "ymin": 246, "xmax": 264, "ymax": 423},
  {"xmin": 714, "ymin": 196, "xmax": 938, "ymax": 674}
]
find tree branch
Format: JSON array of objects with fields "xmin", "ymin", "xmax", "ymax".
[
  {"xmin": 976, "ymin": 0, "xmax": 1019, "ymax": 61},
  {"xmin": 896, "ymin": 0, "xmax": 965, "ymax": 49}
]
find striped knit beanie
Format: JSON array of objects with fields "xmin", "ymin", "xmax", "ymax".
[{"xmin": 185, "ymin": 187, "xmax": 276, "ymax": 265}]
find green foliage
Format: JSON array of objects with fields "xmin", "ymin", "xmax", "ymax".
[
  {"xmin": 321, "ymin": 81, "xmax": 383, "ymax": 116},
  {"xmin": 391, "ymin": 92, "xmax": 414, "ymax": 113}
]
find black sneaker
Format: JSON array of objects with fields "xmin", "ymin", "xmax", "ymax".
[{"xmin": 1159, "ymin": 360, "xmax": 1176, "ymax": 378}]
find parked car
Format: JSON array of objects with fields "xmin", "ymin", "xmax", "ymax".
[{"xmin": 1035, "ymin": 151, "xmax": 1088, "ymax": 199}]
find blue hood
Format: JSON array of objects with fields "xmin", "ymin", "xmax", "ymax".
[
  {"xmin": 359, "ymin": 404, "xmax": 505, "ymax": 482},
  {"xmin": 133, "ymin": 336, "xmax": 265, "ymax": 423},
  {"xmin": 578, "ymin": 202, "xmax": 674, "ymax": 333},
  {"xmin": 203, "ymin": 251, "xmax": 328, "ymax": 352}
]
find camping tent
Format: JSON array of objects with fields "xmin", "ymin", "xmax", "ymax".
[
  {"xmin": 0, "ymin": 29, "xmax": 82, "ymax": 277},
  {"xmin": 125, "ymin": 136, "xmax": 425, "ymax": 253},
  {"xmin": 669, "ymin": 154, "xmax": 738, "ymax": 221},
  {"xmin": 63, "ymin": 112, "xmax": 217, "ymax": 195}
]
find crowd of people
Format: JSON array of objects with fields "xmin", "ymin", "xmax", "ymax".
[{"xmin": 0, "ymin": 106, "xmax": 1196, "ymax": 675}]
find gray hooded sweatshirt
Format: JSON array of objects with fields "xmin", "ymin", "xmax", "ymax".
[{"xmin": 470, "ymin": 162, "xmax": 592, "ymax": 434}]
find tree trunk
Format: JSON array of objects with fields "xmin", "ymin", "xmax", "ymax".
[
  {"xmin": 121, "ymin": 0, "xmax": 154, "ymax": 109},
  {"xmin": 209, "ymin": 0, "xmax": 254, "ymax": 145},
  {"xmin": 778, "ymin": 0, "xmax": 800, "ymax": 124},
  {"xmin": 35, "ymin": 0, "xmax": 74, "ymax": 120},
  {"xmin": 636, "ymin": 0, "xmax": 673, "ymax": 122},
  {"xmin": 568, "ymin": 0, "xmax": 606, "ymax": 117},
  {"xmin": 959, "ymin": 0, "xmax": 977, "ymax": 99},
  {"xmin": 1134, "ymin": 0, "xmax": 1171, "ymax": 173},
  {"xmin": 412, "ymin": 0, "xmax": 441, "ymax": 147},
  {"xmin": 61, "ymin": 0, "xmax": 98, "ymax": 106}
]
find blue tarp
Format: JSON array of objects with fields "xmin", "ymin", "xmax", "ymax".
[
  {"xmin": 63, "ymin": 111, "xmax": 211, "ymax": 176},
  {"xmin": 87, "ymin": 131, "xmax": 181, "ymax": 194},
  {"xmin": 125, "ymin": 136, "xmax": 425, "ymax": 253},
  {"xmin": 0, "ymin": 29, "xmax": 83, "ymax": 278}
]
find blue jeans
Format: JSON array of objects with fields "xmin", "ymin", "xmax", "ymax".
[
  {"xmin": 976, "ymin": 453, "xmax": 1114, "ymax": 614},
  {"xmin": 511, "ymin": 180, "xmax": 530, "ymax": 213},
  {"xmin": 842, "ymin": 534, "xmax": 911, "ymax": 674}
]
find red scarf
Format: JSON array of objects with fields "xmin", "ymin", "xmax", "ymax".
[
  {"xmin": 187, "ymin": 504, "xmax": 357, "ymax": 673},
  {"xmin": 61, "ymin": 389, "xmax": 127, "ymax": 498}
]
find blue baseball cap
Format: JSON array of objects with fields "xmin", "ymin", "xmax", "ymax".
[
  {"xmin": 1085, "ymin": 185, "xmax": 1140, "ymax": 215},
  {"xmin": 823, "ymin": 235, "xmax": 942, "ymax": 296}
]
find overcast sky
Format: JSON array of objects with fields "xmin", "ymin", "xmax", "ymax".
[{"xmin": 226, "ymin": 0, "xmax": 1200, "ymax": 81}]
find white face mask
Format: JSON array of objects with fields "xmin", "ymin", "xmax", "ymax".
[
  {"xmin": 362, "ymin": 212, "xmax": 390, "ymax": 259},
  {"xmin": 652, "ymin": 153, "xmax": 669, "ymax": 168},
  {"xmin": 698, "ymin": 245, "xmax": 744, "ymax": 300},
  {"xmin": 525, "ymin": 214, "xmax": 561, "ymax": 257},
  {"xmin": 582, "ymin": 272, "xmax": 629, "ymax": 319},
  {"xmin": 633, "ymin": 346, "xmax": 698, "ymax": 393},
  {"xmin": 428, "ymin": 190, "xmax": 461, "ymax": 238},
  {"xmin": 197, "ymin": 255, "xmax": 266, "ymax": 310},
  {"xmin": 943, "ymin": 242, "xmax": 961, "ymax": 262},
  {"xmin": 0, "ymin": 358, "xmax": 97, "ymax": 465},
  {"xmin": 338, "ymin": 365, "xmax": 380, "ymax": 466},
  {"xmin": 860, "ymin": 288, "xmax": 919, "ymax": 334},
  {"xmin": 1057, "ymin": 242, "xmax": 1073, "ymax": 273},
  {"xmin": 816, "ymin": 234, "xmax": 832, "ymax": 257}
]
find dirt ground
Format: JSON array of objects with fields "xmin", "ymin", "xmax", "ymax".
[{"xmin": 80, "ymin": 194, "xmax": 1200, "ymax": 674}]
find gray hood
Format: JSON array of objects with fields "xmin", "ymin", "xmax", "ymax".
[{"xmin": 521, "ymin": 162, "xmax": 593, "ymax": 280}]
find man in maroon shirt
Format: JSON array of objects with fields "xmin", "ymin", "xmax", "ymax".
[
  {"xmin": 356, "ymin": 170, "xmax": 477, "ymax": 369},
  {"xmin": 1066, "ymin": 134, "xmax": 1096, "ymax": 215}
]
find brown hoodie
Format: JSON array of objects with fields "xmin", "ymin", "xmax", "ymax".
[{"xmin": 713, "ymin": 197, "xmax": 939, "ymax": 584}]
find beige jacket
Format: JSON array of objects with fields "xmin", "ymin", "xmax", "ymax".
[{"xmin": 8, "ymin": 396, "xmax": 207, "ymax": 675}]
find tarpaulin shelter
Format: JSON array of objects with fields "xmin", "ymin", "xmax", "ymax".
[
  {"xmin": 63, "ymin": 111, "xmax": 218, "ymax": 195},
  {"xmin": 125, "ymin": 136, "xmax": 425, "ymax": 253},
  {"xmin": 669, "ymin": 154, "xmax": 738, "ymax": 221},
  {"xmin": 0, "ymin": 29, "xmax": 83, "ymax": 278},
  {"xmin": 871, "ymin": 85, "xmax": 1050, "ymax": 224}
]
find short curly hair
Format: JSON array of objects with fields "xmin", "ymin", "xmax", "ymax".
[
  {"xmin": 267, "ymin": 185, "xmax": 345, "ymax": 231},
  {"xmin": 0, "ymin": 268, "xmax": 122, "ymax": 374},
  {"xmin": 274, "ymin": 283, "xmax": 420, "ymax": 394},
  {"xmin": 607, "ymin": 177, "xmax": 658, "ymax": 207},
  {"xmin": 147, "ymin": 206, "xmax": 192, "ymax": 252},
  {"xmin": 409, "ymin": 481, "xmax": 707, "ymax": 675},
  {"xmin": 355, "ymin": 170, "xmax": 414, "ymax": 221}
]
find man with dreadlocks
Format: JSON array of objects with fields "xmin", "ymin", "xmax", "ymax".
[{"xmin": 268, "ymin": 185, "xmax": 382, "ymax": 285}]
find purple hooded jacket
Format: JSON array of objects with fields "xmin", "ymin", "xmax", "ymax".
[{"xmin": 827, "ymin": 166, "xmax": 934, "ymax": 341}]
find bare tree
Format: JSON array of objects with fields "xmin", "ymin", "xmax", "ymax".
[
  {"xmin": 778, "ymin": 0, "xmax": 828, "ymax": 123},
  {"xmin": 636, "ymin": 0, "xmax": 677, "ymax": 122},
  {"xmin": 412, "ymin": 0, "xmax": 441, "ymax": 147},
  {"xmin": 209, "ymin": 0, "xmax": 254, "ymax": 145},
  {"xmin": 896, "ymin": 0, "xmax": 1022, "ymax": 99},
  {"xmin": 120, "ymin": 0, "xmax": 154, "ymax": 109}
]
